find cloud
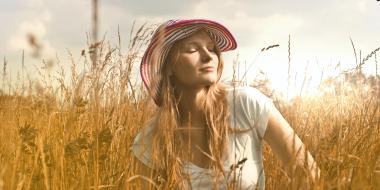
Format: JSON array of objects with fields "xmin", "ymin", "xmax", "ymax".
[
  {"xmin": 7, "ymin": 1, "xmax": 55, "ymax": 59},
  {"xmin": 184, "ymin": 0, "xmax": 304, "ymax": 48},
  {"xmin": 107, "ymin": 0, "xmax": 197, "ymax": 16},
  {"xmin": 2, "ymin": 0, "xmax": 379, "ymax": 69},
  {"xmin": 9, "ymin": 19, "xmax": 47, "ymax": 50},
  {"xmin": 26, "ymin": 0, "xmax": 44, "ymax": 8}
]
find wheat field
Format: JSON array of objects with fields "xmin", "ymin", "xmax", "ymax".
[{"xmin": 0, "ymin": 22, "xmax": 380, "ymax": 190}]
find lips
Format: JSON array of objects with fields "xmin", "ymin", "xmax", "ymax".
[{"xmin": 199, "ymin": 66, "xmax": 215, "ymax": 72}]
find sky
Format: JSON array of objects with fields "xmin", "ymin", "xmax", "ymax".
[{"xmin": 1, "ymin": 0, "xmax": 379, "ymax": 98}]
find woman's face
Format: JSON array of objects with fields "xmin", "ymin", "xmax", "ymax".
[{"xmin": 168, "ymin": 31, "xmax": 220, "ymax": 89}]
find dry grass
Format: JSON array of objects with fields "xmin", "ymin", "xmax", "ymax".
[
  {"xmin": 0, "ymin": 23, "xmax": 380, "ymax": 190},
  {"xmin": 264, "ymin": 77, "xmax": 380, "ymax": 189}
]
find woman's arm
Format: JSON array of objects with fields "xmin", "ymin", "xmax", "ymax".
[{"xmin": 263, "ymin": 108, "xmax": 320, "ymax": 183}]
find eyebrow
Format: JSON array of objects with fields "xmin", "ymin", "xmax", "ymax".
[{"xmin": 183, "ymin": 41, "xmax": 215, "ymax": 47}]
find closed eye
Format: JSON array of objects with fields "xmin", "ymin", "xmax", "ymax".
[
  {"xmin": 207, "ymin": 47, "xmax": 217, "ymax": 53},
  {"xmin": 187, "ymin": 49, "xmax": 198, "ymax": 53}
]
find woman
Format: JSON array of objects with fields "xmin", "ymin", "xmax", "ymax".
[{"xmin": 131, "ymin": 19, "xmax": 320, "ymax": 189}]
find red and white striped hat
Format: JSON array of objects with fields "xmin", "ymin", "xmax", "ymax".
[{"xmin": 140, "ymin": 19, "xmax": 237, "ymax": 106}]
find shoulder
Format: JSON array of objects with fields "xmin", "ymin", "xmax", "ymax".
[
  {"xmin": 133, "ymin": 122, "xmax": 155, "ymax": 144},
  {"xmin": 224, "ymin": 84, "xmax": 276, "ymax": 138},
  {"xmin": 131, "ymin": 121, "xmax": 155, "ymax": 168},
  {"xmin": 224, "ymin": 84, "xmax": 271, "ymax": 105}
]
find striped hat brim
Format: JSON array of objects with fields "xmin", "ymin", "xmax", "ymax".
[{"xmin": 140, "ymin": 19, "xmax": 237, "ymax": 106}]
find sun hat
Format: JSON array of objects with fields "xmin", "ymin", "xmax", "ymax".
[{"xmin": 140, "ymin": 19, "xmax": 237, "ymax": 106}]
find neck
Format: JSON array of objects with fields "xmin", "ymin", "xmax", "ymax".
[{"xmin": 176, "ymin": 86, "xmax": 208, "ymax": 127}]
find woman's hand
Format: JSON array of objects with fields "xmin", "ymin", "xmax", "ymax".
[{"xmin": 263, "ymin": 108, "xmax": 320, "ymax": 184}]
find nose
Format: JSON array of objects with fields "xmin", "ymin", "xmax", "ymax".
[{"xmin": 200, "ymin": 48, "xmax": 213, "ymax": 63}]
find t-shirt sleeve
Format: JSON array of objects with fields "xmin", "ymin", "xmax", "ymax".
[
  {"xmin": 239, "ymin": 87, "xmax": 277, "ymax": 138},
  {"xmin": 130, "ymin": 125, "xmax": 155, "ymax": 169}
]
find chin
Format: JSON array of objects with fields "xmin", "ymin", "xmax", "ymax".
[
  {"xmin": 202, "ymin": 75, "xmax": 218, "ymax": 83},
  {"xmin": 202, "ymin": 79, "xmax": 218, "ymax": 86}
]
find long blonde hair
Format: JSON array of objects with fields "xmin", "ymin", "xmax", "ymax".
[{"xmin": 149, "ymin": 31, "xmax": 230, "ymax": 189}]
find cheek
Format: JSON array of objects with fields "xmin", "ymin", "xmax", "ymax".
[
  {"xmin": 172, "ymin": 63, "xmax": 195, "ymax": 82},
  {"xmin": 216, "ymin": 58, "xmax": 222, "ymax": 72},
  {"xmin": 171, "ymin": 57, "xmax": 200, "ymax": 85},
  {"xmin": 173, "ymin": 56, "xmax": 197, "ymax": 73},
  {"xmin": 215, "ymin": 56, "xmax": 220, "ymax": 67},
  {"xmin": 211, "ymin": 55, "xmax": 221, "ymax": 73}
]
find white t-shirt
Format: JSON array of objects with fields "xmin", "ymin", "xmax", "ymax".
[{"xmin": 131, "ymin": 86, "xmax": 276, "ymax": 189}]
